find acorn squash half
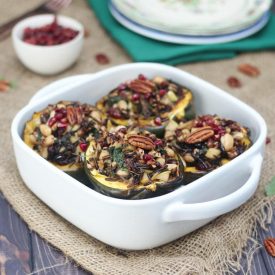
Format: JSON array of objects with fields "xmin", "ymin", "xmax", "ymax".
[
  {"xmin": 23, "ymin": 101, "xmax": 105, "ymax": 173},
  {"xmin": 84, "ymin": 127, "xmax": 185, "ymax": 199},
  {"xmin": 167, "ymin": 115, "xmax": 252, "ymax": 185},
  {"xmin": 96, "ymin": 75, "xmax": 195, "ymax": 138}
]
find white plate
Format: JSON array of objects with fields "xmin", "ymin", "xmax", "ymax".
[
  {"xmin": 110, "ymin": 2, "xmax": 270, "ymax": 45},
  {"xmin": 112, "ymin": 0, "xmax": 272, "ymax": 35}
]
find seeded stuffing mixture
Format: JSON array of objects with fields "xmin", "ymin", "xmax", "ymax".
[
  {"xmin": 165, "ymin": 114, "xmax": 252, "ymax": 172},
  {"xmin": 23, "ymin": 101, "xmax": 105, "ymax": 169},
  {"xmin": 23, "ymin": 77, "xmax": 253, "ymax": 198},
  {"xmin": 96, "ymin": 74, "xmax": 194, "ymax": 127},
  {"xmin": 86, "ymin": 126, "xmax": 182, "ymax": 189}
]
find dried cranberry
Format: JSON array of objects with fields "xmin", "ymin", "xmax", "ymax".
[
  {"xmin": 266, "ymin": 137, "xmax": 271, "ymax": 145},
  {"xmin": 79, "ymin": 142, "xmax": 88, "ymax": 152},
  {"xmin": 143, "ymin": 154, "xmax": 153, "ymax": 162},
  {"xmin": 154, "ymin": 117, "xmax": 162, "ymax": 126},
  {"xmin": 22, "ymin": 18, "xmax": 79, "ymax": 46},
  {"xmin": 48, "ymin": 117, "xmax": 57, "ymax": 127},
  {"xmin": 95, "ymin": 53, "xmax": 110, "ymax": 65},
  {"xmin": 132, "ymin": 93, "xmax": 140, "ymax": 102},
  {"xmin": 159, "ymin": 89, "xmax": 167, "ymax": 97}
]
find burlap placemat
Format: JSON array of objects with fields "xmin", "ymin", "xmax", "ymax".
[{"xmin": 0, "ymin": 1, "xmax": 274, "ymax": 274}]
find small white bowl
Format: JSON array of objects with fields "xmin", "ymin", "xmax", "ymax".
[{"xmin": 12, "ymin": 14, "xmax": 84, "ymax": 75}]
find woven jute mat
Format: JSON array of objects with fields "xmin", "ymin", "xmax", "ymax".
[{"xmin": 0, "ymin": 1, "xmax": 275, "ymax": 274}]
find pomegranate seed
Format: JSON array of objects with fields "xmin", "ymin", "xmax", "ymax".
[
  {"xmin": 143, "ymin": 154, "xmax": 153, "ymax": 162},
  {"xmin": 213, "ymin": 134, "xmax": 220, "ymax": 141},
  {"xmin": 108, "ymin": 108, "xmax": 122, "ymax": 119},
  {"xmin": 48, "ymin": 117, "xmax": 57, "ymax": 127},
  {"xmin": 54, "ymin": 112, "xmax": 64, "ymax": 120},
  {"xmin": 118, "ymin": 83, "xmax": 127, "ymax": 91},
  {"xmin": 144, "ymin": 93, "xmax": 151, "ymax": 100},
  {"xmin": 56, "ymin": 108, "xmax": 67, "ymax": 115},
  {"xmin": 266, "ymin": 137, "xmax": 271, "ymax": 145},
  {"xmin": 227, "ymin": 76, "xmax": 242, "ymax": 88},
  {"xmin": 138, "ymin": 74, "xmax": 146, "ymax": 80},
  {"xmin": 79, "ymin": 142, "xmax": 88, "ymax": 152},
  {"xmin": 154, "ymin": 117, "xmax": 162, "ymax": 126},
  {"xmin": 132, "ymin": 93, "xmax": 140, "ymax": 102},
  {"xmin": 159, "ymin": 89, "xmax": 167, "ymax": 97},
  {"xmin": 95, "ymin": 53, "xmax": 110, "ymax": 65},
  {"xmin": 60, "ymin": 118, "xmax": 68, "ymax": 123},
  {"xmin": 195, "ymin": 121, "xmax": 203, "ymax": 127},
  {"xmin": 154, "ymin": 139, "xmax": 163, "ymax": 146}
]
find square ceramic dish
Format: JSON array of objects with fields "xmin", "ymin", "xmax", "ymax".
[{"xmin": 11, "ymin": 63, "xmax": 267, "ymax": 250}]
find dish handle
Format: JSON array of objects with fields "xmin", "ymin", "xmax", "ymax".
[{"xmin": 163, "ymin": 154, "xmax": 263, "ymax": 222}]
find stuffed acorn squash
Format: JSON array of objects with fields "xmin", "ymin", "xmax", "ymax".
[
  {"xmin": 165, "ymin": 115, "xmax": 252, "ymax": 184},
  {"xmin": 23, "ymin": 101, "xmax": 105, "ymax": 172},
  {"xmin": 96, "ymin": 74, "xmax": 195, "ymax": 137},
  {"xmin": 85, "ymin": 126, "xmax": 184, "ymax": 199}
]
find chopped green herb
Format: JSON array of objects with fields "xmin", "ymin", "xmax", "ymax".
[
  {"xmin": 109, "ymin": 146, "xmax": 125, "ymax": 169},
  {"xmin": 91, "ymin": 127, "xmax": 100, "ymax": 139},
  {"xmin": 107, "ymin": 96, "xmax": 122, "ymax": 107}
]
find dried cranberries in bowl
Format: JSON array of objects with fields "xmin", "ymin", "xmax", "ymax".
[{"xmin": 23, "ymin": 17, "xmax": 79, "ymax": 46}]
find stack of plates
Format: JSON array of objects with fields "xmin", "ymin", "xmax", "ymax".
[{"xmin": 110, "ymin": 0, "xmax": 272, "ymax": 44}]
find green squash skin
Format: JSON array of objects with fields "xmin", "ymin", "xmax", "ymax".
[
  {"xmin": 143, "ymin": 125, "xmax": 165, "ymax": 139},
  {"xmin": 182, "ymin": 170, "xmax": 207, "ymax": 185},
  {"xmin": 84, "ymin": 152, "xmax": 186, "ymax": 200},
  {"xmin": 66, "ymin": 169, "xmax": 92, "ymax": 186},
  {"xmin": 183, "ymin": 103, "xmax": 196, "ymax": 121}
]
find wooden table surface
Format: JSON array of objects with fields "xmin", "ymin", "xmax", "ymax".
[{"xmin": 1, "ymin": 3, "xmax": 275, "ymax": 275}]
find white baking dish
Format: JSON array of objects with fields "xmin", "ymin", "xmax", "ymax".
[{"xmin": 11, "ymin": 63, "xmax": 266, "ymax": 250}]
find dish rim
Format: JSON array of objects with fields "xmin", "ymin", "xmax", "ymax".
[{"xmin": 11, "ymin": 63, "xmax": 267, "ymax": 206}]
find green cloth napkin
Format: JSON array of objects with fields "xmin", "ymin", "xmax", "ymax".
[{"xmin": 87, "ymin": 0, "xmax": 275, "ymax": 65}]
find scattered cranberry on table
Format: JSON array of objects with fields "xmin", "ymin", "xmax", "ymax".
[
  {"xmin": 23, "ymin": 17, "xmax": 79, "ymax": 46},
  {"xmin": 266, "ymin": 137, "xmax": 271, "ymax": 145},
  {"xmin": 227, "ymin": 76, "xmax": 242, "ymax": 88},
  {"xmin": 95, "ymin": 53, "xmax": 110, "ymax": 65}
]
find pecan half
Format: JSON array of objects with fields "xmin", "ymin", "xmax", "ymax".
[
  {"xmin": 264, "ymin": 238, "xmax": 275, "ymax": 257},
  {"xmin": 128, "ymin": 79, "xmax": 155, "ymax": 94},
  {"xmin": 0, "ymin": 80, "xmax": 10, "ymax": 92},
  {"xmin": 185, "ymin": 126, "xmax": 214, "ymax": 144},
  {"xmin": 67, "ymin": 106, "xmax": 76, "ymax": 125},
  {"xmin": 66, "ymin": 106, "xmax": 83, "ymax": 125},
  {"xmin": 75, "ymin": 106, "xmax": 83, "ymax": 124},
  {"xmin": 238, "ymin": 63, "xmax": 260, "ymax": 77},
  {"xmin": 127, "ymin": 134, "xmax": 155, "ymax": 150}
]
